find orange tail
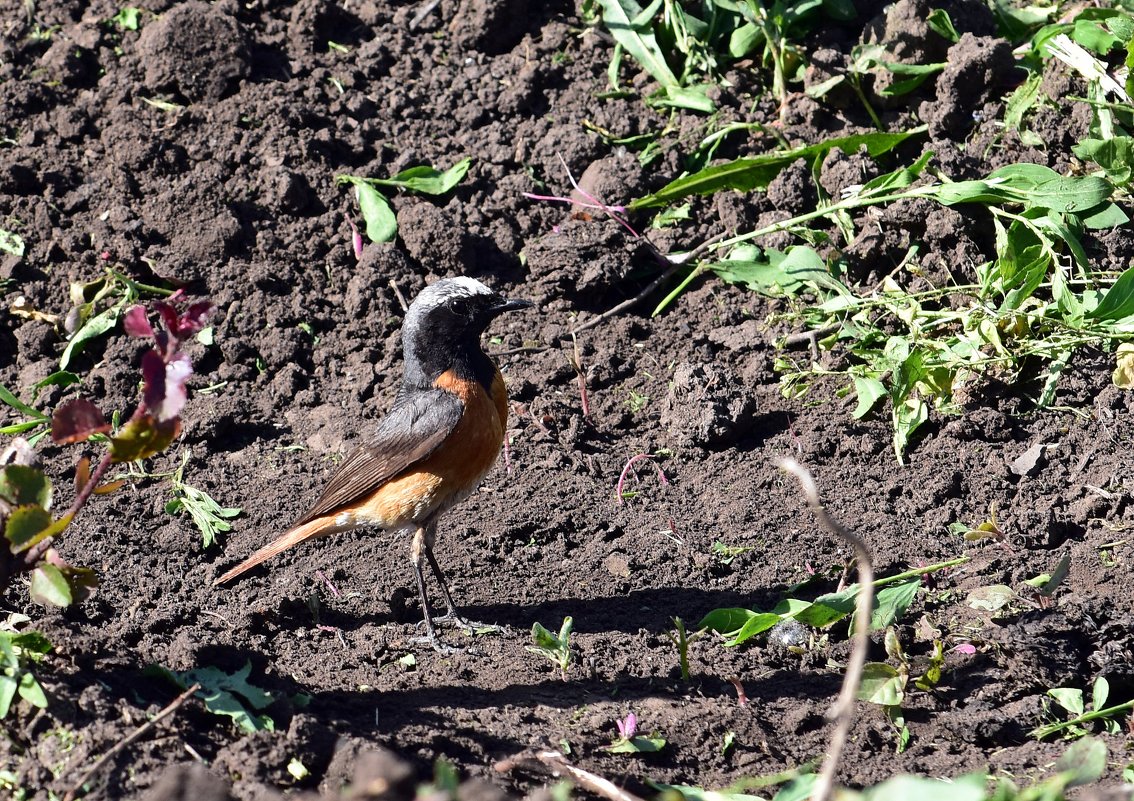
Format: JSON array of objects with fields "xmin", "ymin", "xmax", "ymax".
[{"xmin": 213, "ymin": 517, "xmax": 340, "ymax": 586}]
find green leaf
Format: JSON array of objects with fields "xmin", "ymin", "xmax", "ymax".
[
  {"xmin": 32, "ymin": 371, "xmax": 81, "ymax": 399},
  {"xmin": 17, "ymin": 672, "xmax": 47, "ymax": 709},
  {"xmin": 30, "ymin": 564, "xmax": 73, "ymax": 607},
  {"xmin": 1073, "ymin": 137, "xmax": 1134, "ymax": 186},
  {"xmin": 892, "ymin": 395, "xmax": 927, "ymax": 463},
  {"xmin": 1049, "ymin": 687, "xmax": 1085, "ymax": 716},
  {"xmin": 149, "ymin": 661, "xmax": 276, "ymax": 732},
  {"xmin": 353, "ymin": 182, "xmax": 397, "ymax": 243},
  {"xmin": 0, "ymin": 465, "xmax": 52, "ymax": 508},
  {"xmin": 629, "ymin": 128, "xmax": 928, "ymax": 209},
  {"xmin": 109, "ymin": 413, "xmax": 180, "ymax": 462},
  {"xmin": 654, "ymin": 85, "xmax": 715, "ymax": 113},
  {"xmin": 4, "ymin": 506, "xmax": 54, "ymax": 553},
  {"xmin": 0, "ymin": 384, "xmax": 48, "ymax": 421},
  {"xmin": 927, "ymin": 8, "xmax": 960, "ymax": 42},
  {"xmin": 862, "ymin": 773, "xmax": 987, "ymax": 801},
  {"xmin": 857, "ymin": 662, "xmax": 904, "ymax": 706},
  {"xmin": 60, "ymin": 302, "xmax": 125, "ymax": 370},
  {"xmin": 1057, "ymin": 737, "xmax": 1107, "ymax": 786},
  {"xmin": 608, "ymin": 735, "xmax": 667, "ymax": 753},
  {"xmin": 595, "ymin": 0, "xmax": 680, "ymax": 90},
  {"xmin": 711, "ymin": 245, "xmax": 847, "ymax": 298},
  {"xmin": 852, "ymin": 376, "xmax": 886, "ymax": 419},
  {"xmin": 1087, "ymin": 264, "xmax": 1134, "ymax": 321},
  {"xmin": 1092, "ymin": 676, "xmax": 1110, "ymax": 710},
  {"xmin": 110, "ymin": 6, "xmax": 141, "ymax": 30},
  {"xmin": 698, "ymin": 607, "xmax": 756, "ymax": 635},
  {"xmin": 0, "ymin": 676, "xmax": 16, "ymax": 719},
  {"xmin": 866, "ymin": 579, "xmax": 920, "ymax": 631},
  {"xmin": 728, "ymin": 613, "xmax": 785, "ymax": 646},
  {"xmin": 376, "ymin": 158, "xmax": 472, "ymax": 195}
]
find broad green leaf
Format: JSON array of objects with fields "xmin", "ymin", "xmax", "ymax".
[
  {"xmin": 866, "ymin": 579, "xmax": 920, "ymax": 631},
  {"xmin": 376, "ymin": 158, "xmax": 472, "ymax": 195},
  {"xmin": 150, "ymin": 661, "xmax": 276, "ymax": 732},
  {"xmin": 654, "ymin": 84, "xmax": 715, "ymax": 113},
  {"xmin": 795, "ymin": 587, "xmax": 857, "ymax": 628},
  {"xmin": 862, "ymin": 773, "xmax": 987, "ymax": 801},
  {"xmin": 30, "ymin": 564, "xmax": 72, "ymax": 607},
  {"xmin": 1057, "ymin": 737, "xmax": 1107, "ymax": 786},
  {"xmin": 17, "ymin": 672, "xmax": 47, "ymax": 708},
  {"xmin": 1087, "ymin": 264, "xmax": 1134, "ymax": 321},
  {"xmin": 354, "ymin": 183, "xmax": 397, "ymax": 243},
  {"xmin": 4, "ymin": 506, "xmax": 54, "ymax": 553},
  {"xmin": 892, "ymin": 396, "xmax": 927, "ymax": 463},
  {"xmin": 607, "ymin": 735, "xmax": 667, "ymax": 753},
  {"xmin": 728, "ymin": 613, "xmax": 785, "ymax": 645},
  {"xmin": 109, "ymin": 413, "xmax": 180, "ymax": 462},
  {"xmin": 698, "ymin": 607, "xmax": 756, "ymax": 635},
  {"xmin": 852, "ymin": 376, "xmax": 886, "ymax": 418},
  {"xmin": 857, "ymin": 662, "xmax": 904, "ymax": 705},
  {"xmin": 1073, "ymin": 137, "xmax": 1134, "ymax": 186},
  {"xmin": 649, "ymin": 781, "xmax": 765, "ymax": 801},
  {"xmin": 1079, "ymin": 201, "xmax": 1129, "ymax": 229},
  {"xmin": 629, "ymin": 128, "xmax": 928, "ymax": 209},
  {"xmin": 595, "ymin": 0, "xmax": 680, "ymax": 90},
  {"xmin": 927, "ymin": 8, "xmax": 960, "ymax": 42},
  {"xmin": 60, "ymin": 302, "xmax": 124, "ymax": 370},
  {"xmin": 1092, "ymin": 676, "xmax": 1110, "ymax": 709},
  {"xmin": 0, "ymin": 675, "xmax": 16, "ymax": 718},
  {"xmin": 0, "ymin": 465, "xmax": 51, "ymax": 508},
  {"xmin": 1048, "ymin": 687, "xmax": 1085, "ymax": 715},
  {"xmin": 32, "ymin": 371, "xmax": 81, "ymax": 398},
  {"xmin": 710, "ymin": 245, "xmax": 846, "ymax": 297}
]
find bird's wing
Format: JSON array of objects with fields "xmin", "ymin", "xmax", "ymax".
[{"xmin": 294, "ymin": 386, "xmax": 463, "ymax": 525}]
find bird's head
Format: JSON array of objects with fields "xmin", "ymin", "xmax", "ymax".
[{"xmin": 402, "ymin": 277, "xmax": 531, "ymax": 384}]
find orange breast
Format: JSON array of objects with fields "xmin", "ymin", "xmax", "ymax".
[{"xmin": 351, "ymin": 367, "xmax": 508, "ymax": 528}]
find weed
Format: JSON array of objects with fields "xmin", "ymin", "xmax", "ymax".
[
  {"xmin": 700, "ymin": 557, "xmax": 965, "ymax": 647},
  {"xmin": 1031, "ymin": 676, "xmax": 1134, "ymax": 740},
  {"xmin": 163, "ymin": 455, "xmax": 242, "ymax": 549},
  {"xmin": 606, "ymin": 711, "xmax": 666, "ymax": 754},
  {"xmin": 149, "ymin": 661, "xmax": 275, "ymax": 732},
  {"xmin": 665, "ymin": 616, "xmax": 703, "ymax": 682},
  {"xmin": 0, "ymin": 296, "xmax": 212, "ymax": 607},
  {"xmin": 0, "ymin": 615, "xmax": 51, "ymax": 718},
  {"xmin": 527, "ymin": 617, "xmax": 573, "ymax": 677},
  {"xmin": 337, "ymin": 158, "xmax": 471, "ymax": 244}
]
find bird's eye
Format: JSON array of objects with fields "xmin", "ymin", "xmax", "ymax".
[{"xmin": 448, "ymin": 297, "xmax": 471, "ymax": 316}]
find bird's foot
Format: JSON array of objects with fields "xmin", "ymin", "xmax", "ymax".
[
  {"xmin": 431, "ymin": 612, "xmax": 502, "ymax": 636},
  {"xmin": 410, "ymin": 632, "xmax": 464, "ymax": 656}
]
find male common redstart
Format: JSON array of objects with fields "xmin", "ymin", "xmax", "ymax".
[{"xmin": 214, "ymin": 277, "xmax": 531, "ymax": 651}]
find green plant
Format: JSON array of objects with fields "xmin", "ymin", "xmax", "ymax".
[
  {"xmin": 149, "ymin": 661, "xmax": 276, "ymax": 732},
  {"xmin": 0, "ymin": 297, "xmax": 212, "ymax": 607},
  {"xmin": 0, "ymin": 615, "xmax": 51, "ymax": 719},
  {"xmin": 526, "ymin": 617, "xmax": 573, "ymax": 676},
  {"xmin": 337, "ymin": 158, "xmax": 471, "ymax": 244},
  {"xmin": 856, "ymin": 628, "xmax": 945, "ymax": 753},
  {"xmin": 60, "ymin": 269, "xmax": 174, "ymax": 370},
  {"xmin": 163, "ymin": 454, "xmax": 241, "ymax": 548},
  {"xmin": 666, "ymin": 617, "xmax": 703, "ymax": 682},
  {"xmin": 699, "ymin": 557, "xmax": 966, "ymax": 647},
  {"xmin": 606, "ymin": 711, "xmax": 666, "ymax": 754},
  {"xmin": 1031, "ymin": 676, "xmax": 1134, "ymax": 740}
]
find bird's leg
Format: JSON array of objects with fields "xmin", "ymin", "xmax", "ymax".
[
  {"xmin": 421, "ymin": 520, "xmax": 500, "ymax": 635},
  {"xmin": 409, "ymin": 525, "xmax": 454, "ymax": 654}
]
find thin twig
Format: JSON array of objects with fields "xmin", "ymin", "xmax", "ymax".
[
  {"xmin": 566, "ymin": 231, "xmax": 731, "ymax": 337},
  {"xmin": 569, "ymin": 334, "xmax": 591, "ymax": 418},
  {"xmin": 408, "ymin": 0, "xmax": 442, "ymax": 29},
  {"xmin": 778, "ymin": 458, "xmax": 873, "ymax": 801},
  {"xmin": 63, "ymin": 682, "xmax": 202, "ymax": 801},
  {"xmin": 389, "ymin": 279, "xmax": 409, "ymax": 312},
  {"xmin": 495, "ymin": 750, "xmax": 647, "ymax": 801}
]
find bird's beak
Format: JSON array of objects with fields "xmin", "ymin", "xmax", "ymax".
[{"xmin": 491, "ymin": 297, "xmax": 533, "ymax": 315}]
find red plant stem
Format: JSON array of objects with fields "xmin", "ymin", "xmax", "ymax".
[
  {"xmin": 615, "ymin": 454, "xmax": 669, "ymax": 504},
  {"xmin": 68, "ymin": 451, "xmax": 113, "ymax": 522},
  {"xmin": 577, "ymin": 371, "xmax": 591, "ymax": 418},
  {"xmin": 521, "ymin": 192, "xmax": 627, "ymax": 212}
]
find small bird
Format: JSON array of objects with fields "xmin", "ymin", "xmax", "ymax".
[{"xmin": 215, "ymin": 277, "xmax": 531, "ymax": 651}]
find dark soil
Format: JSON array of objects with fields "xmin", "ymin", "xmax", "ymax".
[{"xmin": 2, "ymin": 0, "xmax": 1133, "ymax": 799}]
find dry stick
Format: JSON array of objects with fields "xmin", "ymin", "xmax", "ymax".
[
  {"xmin": 388, "ymin": 279, "xmax": 409, "ymax": 312},
  {"xmin": 495, "ymin": 750, "xmax": 647, "ymax": 801},
  {"xmin": 63, "ymin": 682, "xmax": 202, "ymax": 801},
  {"xmin": 777, "ymin": 458, "xmax": 873, "ymax": 801},
  {"xmin": 567, "ymin": 231, "xmax": 731, "ymax": 337}
]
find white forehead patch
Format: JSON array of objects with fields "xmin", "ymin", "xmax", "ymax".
[{"xmin": 411, "ymin": 277, "xmax": 493, "ymax": 311}]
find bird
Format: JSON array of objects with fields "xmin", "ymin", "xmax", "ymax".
[{"xmin": 214, "ymin": 277, "xmax": 531, "ymax": 651}]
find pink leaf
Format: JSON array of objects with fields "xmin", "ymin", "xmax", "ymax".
[{"xmin": 123, "ymin": 306, "xmax": 154, "ymax": 339}]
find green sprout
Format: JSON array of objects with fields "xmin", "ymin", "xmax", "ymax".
[
  {"xmin": 526, "ymin": 617, "xmax": 573, "ymax": 677},
  {"xmin": 336, "ymin": 158, "xmax": 471, "ymax": 244}
]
